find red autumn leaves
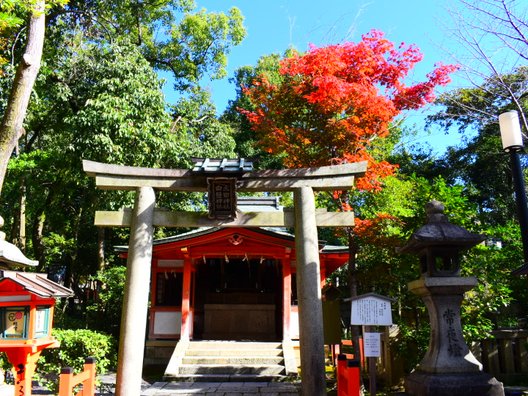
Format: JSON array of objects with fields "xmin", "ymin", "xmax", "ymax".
[{"xmin": 240, "ymin": 30, "xmax": 457, "ymax": 192}]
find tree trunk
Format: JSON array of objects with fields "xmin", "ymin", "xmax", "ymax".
[
  {"xmin": 32, "ymin": 209, "xmax": 46, "ymax": 271},
  {"xmin": 98, "ymin": 227, "xmax": 105, "ymax": 270},
  {"xmin": 0, "ymin": 1, "xmax": 46, "ymax": 196},
  {"xmin": 18, "ymin": 183, "xmax": 26, "ymax": 250}
]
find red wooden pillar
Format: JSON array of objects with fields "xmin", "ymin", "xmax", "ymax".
[
  {"xmin": 320, "ymin": 259, "xmax": 326, "ymax": 288},
  {"xmin": 180, "ymin": 247, "xmax": 192, "ymax": 340},
  {"xmin": 282, "ymin": 248, "xmax": 292, "ymax": 341}
]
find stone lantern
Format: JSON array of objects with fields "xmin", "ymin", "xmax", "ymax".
[{"xmin": 399, "ymin": 201, "xmax": 504, "ymax": 396}]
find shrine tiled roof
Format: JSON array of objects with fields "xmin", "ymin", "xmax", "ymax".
[
  {"xmin": 116, "ymin": 226, "xmax": 348, "ymax": 254},
  {"xmin": 191, "ymin": 158, "xmax": 253, "ymax": 173}
]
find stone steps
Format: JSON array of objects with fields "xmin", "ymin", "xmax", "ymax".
[
  {"xmin": 188, "ymin": 341, "xmax": 283, "ymax": 350},
  {"xmin": 164, "ymin": 340, "xmax": 287, "ymax": 382},
  {"xmin": 178, "ymin": 363, "xmax": 285, "ymax": 375},
  {"xmin": 162, "ymin": 373, "xmax": 290, "ymax": 383},
  {"xmin": 182, "ymin": 356, "xmax": 284, "ymax": 365},
  {"xmin": 185, "ymin": 348, "xmax": 283, "ymax": 357}
]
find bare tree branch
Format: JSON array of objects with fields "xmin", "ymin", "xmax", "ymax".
[{"xmin": 437, "ymin": 0, "xmax": 528, "ymax": 133}]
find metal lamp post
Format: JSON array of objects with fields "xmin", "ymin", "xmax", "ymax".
[{"xmin": 499, "ymin": 110, "xmax": 528, "ymax": 271}]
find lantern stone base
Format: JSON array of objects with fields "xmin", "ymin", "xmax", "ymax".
[
  {"xmin": 405, "ymin": 371, "xmax": 504, "ymax": 396},
  {"xmin": 405, "ymin": 276, "xmax": 504, "ymax": 396}
]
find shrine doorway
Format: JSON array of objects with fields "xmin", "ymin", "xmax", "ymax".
[{"xmin": 193, "ymin": 257, "xmax": 282, "ymax": 341}]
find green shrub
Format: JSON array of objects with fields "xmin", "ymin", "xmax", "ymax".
[{"xmin": 36, "ymin": 328, "xmax": 117, "ymax": 391}]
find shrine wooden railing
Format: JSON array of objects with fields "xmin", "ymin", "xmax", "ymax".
[
  {"xmin": 58, "ymin": 357, "xmax": 96, "ymax": 396},
  {"xmin": 475, "ymin": 329, "xmax": 528, "ymax": 383},
  {"xmin": 337, "ymin": 327, "xmax": 528, "ymax": 387}
]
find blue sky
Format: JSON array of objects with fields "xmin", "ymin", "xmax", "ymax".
[{"xmin": 166, "ymin": 1, "xmax": 473, "ymax": 155}]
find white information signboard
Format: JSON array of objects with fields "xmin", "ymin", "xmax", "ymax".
[
  {"xmin": 364, "ymin": 332, "xmax": 381, "ymax": 357},
  {"xmin": 350, "ymin": 293, "xmax": 393, "ymax": 326}
]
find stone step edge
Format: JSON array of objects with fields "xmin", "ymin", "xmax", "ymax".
[
  {"xmin": 185, "ymin": 349, "xmax": 283, "ymax": 356},
  {"xmin": 183, "ymin": 358, "xmax": 284, "ymax": 363},
  {"xmin": 162, "ymin": 373, "xmax": 291, "ymax": 382},
  {"xmin": 180, "ymin": 363, "xmax": 284, "ymax": 369},
  {"xmin": 187, "ymin": 345, "xmax": 282, "ymax": 350}
]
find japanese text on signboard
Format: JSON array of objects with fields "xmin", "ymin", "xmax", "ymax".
[{"xmin": 351, "ymin": 296, "xmax": 392, "ymax": 326}]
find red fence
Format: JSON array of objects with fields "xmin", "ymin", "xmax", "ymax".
[
  {"xmin": 337, "ymin": 354, "xmax": 360, "ymax": 396},
  {"xmin": 58, "ymin": 357, "xmax": 96, "ymax": 396}
]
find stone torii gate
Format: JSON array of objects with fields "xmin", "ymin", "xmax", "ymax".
[{"xmin": 83, "ymin": 159, "xmax": 367, "ymax": 396}]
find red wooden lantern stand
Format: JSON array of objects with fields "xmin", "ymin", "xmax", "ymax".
[
  {"xmin": 2, "ymin": 338, "xmax": 58, "ymax": 395},
  {"xmin": 0, "ymin": 271, "xmax": 73, "ymax": 396}
]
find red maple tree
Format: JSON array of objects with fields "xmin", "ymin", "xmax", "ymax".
[{"xmin": 240, "ymin": 30, "xmax": 457, "ymax": 192}]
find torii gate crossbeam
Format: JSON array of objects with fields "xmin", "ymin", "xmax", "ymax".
[{"xmin": 83, "ymin": 159, "xmax": 367, "ymax": 396}]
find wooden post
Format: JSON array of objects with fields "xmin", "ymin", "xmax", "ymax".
[
  {"xmin": 282, "ymin": 250, "xmax": 292, "ymax": 341},
  {"xmin": 115, "ymin": 187, "xmax": 155, "ymax": 396},
  {"xmin": 365, "ymin": 326, "xmax": 377, "ymax": 396},
  {"xmin": 180, "ymin": 248, "xmax": 192, "ymax": 340},
  {"xmin": 337, "ymin": 354, "xmax": 347, "ymax": 396},
  {"xmin": 294, "ymin": 186, "xmax": 326, "ymax": 396},
  {"xmin": 58, "ymin": 357, "xmax": 96, "ymax": 396},
  {"xmin": 346, "ymin": 359, "xmax": 361, "ymax": 396},
  {"xmin": 59, "ymin": 367, "xmax": 75, "ymax": 396},
  {"xmin": 82, "ymin": 357, "xmax": 96, "ymax": 396}
]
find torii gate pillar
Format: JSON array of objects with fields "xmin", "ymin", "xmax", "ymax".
[
  {"xmin": 115, "ymin": 187, "xmax": 155, "ymax": 396},
  {"xmin": 295, "ymin": 186, "xmax": 326, "ymax": 395}
]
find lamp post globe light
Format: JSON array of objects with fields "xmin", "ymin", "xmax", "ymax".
[{"xmin": 499, "ymin": 110, "xmax": 528, "ymax": 273}]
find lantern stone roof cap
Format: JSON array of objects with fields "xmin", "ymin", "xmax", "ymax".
[
  {"xmin": 0, "ymin": 270, "xmax": 73, "ymax": 298},
  {"xmin": 192, "ymin": 158, "xmax": 253, "ymax": 173},
  {"xmin": 0, "ymin": 216, "xmax": 38, "ymax": 267},
  {"xmin": 399, "ymin": 200, "xmax": 485, "ymax": 254}
]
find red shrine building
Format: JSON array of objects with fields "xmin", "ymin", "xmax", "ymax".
[
  {"xmin": 122, "ymin": 198, "xmax": 350, "ymax": 347},
  {"xmin": 146, "ymin": 227, "xmax": 348, "ymax": 343}
]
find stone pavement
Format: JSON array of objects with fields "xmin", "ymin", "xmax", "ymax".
[
  {"xmin": 0, "ymin": 379, "xmax": 300, "ymax": 396},
  {"xmin": 141, "ymin": 381, "xmax": 300, "ymax": 396}
]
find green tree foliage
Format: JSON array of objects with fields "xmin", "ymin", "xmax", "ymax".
[
  {"xmin": 171, "ymin": 88, "xmax": 236, "ymax": 160},
  {"xmin": 2, "ymin": 41, "xmax": 196, "ymax": 305},
  {"xmin": 0, "ymin": 1, "xmax": 25, "ymax": 70},
  {"xmin": 427, "ymin": 68, "xmax": 528, "ymax": 220},
  {"xmin": 222, "ymin": 53, "xmax": 286, "ymax": 170},
  {"xmin": 334, "ymin": 172, "xmax": 521, "ymax": 369},
  {"xmin": 86, "ymin": 266, "xmax": 127, "ymax": 337},
  {"xmin": 41, "ymin": 40, "xmax": 181, "ymax": 167},
  {"xmin": 48, "ymin": 0, "xmax": 245, "ymax": 90},
  {"xmin": 394, "ymin": 39, "xmax": 528, "ymax": 369},
  {"xmin": 0, "ymin": 0, "xmax": 66, "ymax": 70}
]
